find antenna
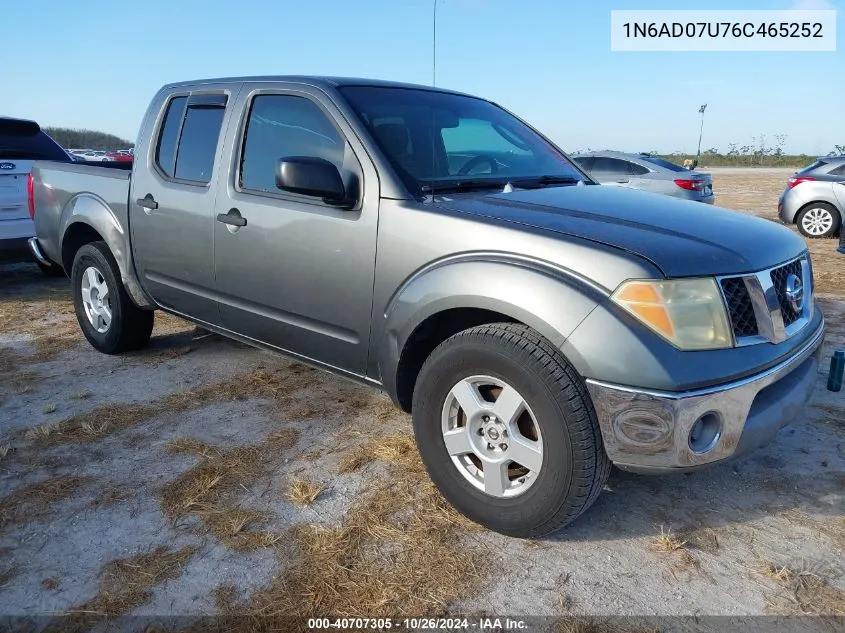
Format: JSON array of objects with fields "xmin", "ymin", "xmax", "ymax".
[{"xmin": 432, "ymin": 0, "xmax": 438, "ymax": 86}]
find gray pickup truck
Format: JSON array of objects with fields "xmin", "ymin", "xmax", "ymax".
[{"xmin": 29, "ymin": 76, "xmax": 825, "ymax": 538}]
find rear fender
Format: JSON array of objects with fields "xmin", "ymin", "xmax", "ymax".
[{"xmin": 62, "ymin": 194, "xmax": 154, "ymax": 309}]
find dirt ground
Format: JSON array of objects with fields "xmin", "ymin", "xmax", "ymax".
[{"xmin": 0, "ymin": 168, "xmax": 843, "ymax": 630}]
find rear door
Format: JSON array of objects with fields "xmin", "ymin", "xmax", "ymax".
[
  {"xmin": 129, "ymin": 87, "xmax": 237, "ymax": 324},
  {"xmin": 212, "ymin": 83, "xmax": 380, "ymax": 374},
  {"xmin": 830, "ymin": 163, "xmax": 845, "ymax": 209}
]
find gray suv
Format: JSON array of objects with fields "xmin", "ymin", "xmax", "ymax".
[
  {"xmin": 778, "ymin": 156, "xmax": 845, "ymax": 238},
  {"xmin": 572, "ymin": 151, "xmax": 715, "ymax": 203}
]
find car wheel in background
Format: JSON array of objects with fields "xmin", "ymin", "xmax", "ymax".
[
  {"xmin": 796, "ymin": 202, "xmax": 841, "ymax": 238},
  {"xmin": 411, "ymin": 322, "xmax": 610, "ymax": 538},
  {"xmin": 71, "ymin": 241, "xmax": 154, "ymax": 354}
]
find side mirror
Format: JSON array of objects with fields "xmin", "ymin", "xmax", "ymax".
[{"xmin": 275, "ymin": 156, "xmax": 349, "ymax": 206}]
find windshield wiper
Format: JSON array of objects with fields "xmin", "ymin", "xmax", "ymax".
[
  {"xmin": 422, "ymin": 179, "xmax": 512, "ymax": 194},
  {"xmin": 511, "ymin": 175, "xmax": 586, "ymax": 188}
]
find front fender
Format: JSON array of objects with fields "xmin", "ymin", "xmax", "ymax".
[
  {"xmin": 375, "ymin": 256, "xmax": 608, "ymax": 402},
  {"xmin": 62, "ymin": 195, "xmax": 154, "ymax": 309}
]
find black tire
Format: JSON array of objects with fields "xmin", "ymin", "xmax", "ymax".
[
  {"xmin": 796, "ymin": 202, "xmax": 841, "ymax": 238},
  {"xmin": 411, "ymin": 323, "xmax": 611, "ymax": 538},
  {"xmin": 71, "ymin": 242, "xmax": 154, "ymax": 354},
  {"xmin": 36, "ymin": 260, "xmax": 66, "ymax": 278}
]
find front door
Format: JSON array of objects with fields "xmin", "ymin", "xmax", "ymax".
[
  {"xmin": 212, "ymin": 84, "xmax": 379, "ymax": 374},
  {"xmin": 129, "ymin": 89, "xmax": 235, "ymax": 324}
]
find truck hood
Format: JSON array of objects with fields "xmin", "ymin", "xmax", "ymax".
[{"xmin": 434, "ymin": 185, "xmax": 806, "ymax": 277}]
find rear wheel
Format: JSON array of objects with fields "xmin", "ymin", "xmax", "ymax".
[
  {"xmin": 71, "ymin": 242, "xmax": 154, "ymax": 354},
  {"xmin": 796, "ymin": 202, "xmax": 840, "ymax": 238},
  {"xmin": 411, "ymin": 323, "xmax": 610, "ymax": 538}
]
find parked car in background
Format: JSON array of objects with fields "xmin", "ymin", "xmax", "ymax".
[
  {"xmin": 106, "ymin": 151, "xmax": 133, "ymax": 162},
  {"xmin": 0, "ymin": 116, "xmax": 69, "ymax": 274},
  {"xmin": 571, "ymin": 151, "xmax": 715, "ymax": 204},
  {"xmin": 28, "ymin": 76, "xmax": 824, "ymax": 537},
  {"xmin": 778, "ymin": 156, "xmax": 845, "ymax": 238}
]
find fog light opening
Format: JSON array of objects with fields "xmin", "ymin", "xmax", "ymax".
[{"xmin": 688, "ymin": 412, "xmax": 722, "ymax": 454}]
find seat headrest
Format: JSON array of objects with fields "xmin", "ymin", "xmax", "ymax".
[{"xmin": 373, "ymin": 123, "xmax": 411, "ymax": 156}]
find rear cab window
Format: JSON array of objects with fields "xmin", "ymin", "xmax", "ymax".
[
  {"xmin": 0, "ymin": 119, "xmax": 70, "ymax": 161},
  {"xmin": 154, "ymin": 93, "xmax": 228, "ymax": 185}
]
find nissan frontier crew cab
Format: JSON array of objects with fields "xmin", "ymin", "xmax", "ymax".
[{"xmin": 28, "ymin": 76, "xmax": 825, "ymax": 538}]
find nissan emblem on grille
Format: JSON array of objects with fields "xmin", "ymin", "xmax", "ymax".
[{"xmin": 785, "ymin": 273, "xmax": 804, "ymax": 313}]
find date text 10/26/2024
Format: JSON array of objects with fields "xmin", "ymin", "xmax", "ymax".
[{"xmin": 307, "ymin": 617, "xmax": 529, "ymax": 630}]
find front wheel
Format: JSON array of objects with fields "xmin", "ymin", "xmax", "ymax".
[
  {"xmin": 411, "ymin": 323, "xmax": 610, "ymax": 538},
  {"xmin": 796, "ymin": 202, "xmax": 841, "ymax": 238},
  {"xmin": 71, "ymin": 242, "xmax": 154, "ymax": 354}
]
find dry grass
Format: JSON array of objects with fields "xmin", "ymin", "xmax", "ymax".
[
  {"xmin": 0, "ymin": 278, "xmax": 80, "ymax": 366},
  {"xmin": 285, "ymin": 480, "xmax": 324, "ymax": 506},
  {"xmin": 337, "ymin": 444, "xmax": 372, "ymax": 474},
  {"xmin": 41, "ymin": 577, "xmax": 60, "ymax": 590},
  {"xmin": 48, "ymin": 545, "xmax": 197, "ymax": 632},
  {"xmin": 758, "ymin": 561, "xmax": 845, "ymax": 616},
  {"xmin": 0, "ymin": 442, "xmax": 9, "ymax": 461},
  {"xmin": 0, "ymin": 565, "xmax": 18, "ymax": 588},
  {"xmin": 23, "ymin": 365, "xmax": 313, "ymax": 446},
  {"xmin": 90, "ymin": 484, "xmax": 132, "ymax": 509},
  {"xmin": 651, "ymin": 526, "xmax": 686, "ymax": 552},
  {"xmin": 159, "ymin": 429, "xmax": 297, "ymax": 550},
  {"xmin": 0, "ymin": 475, "xmax": 88, "ymax": 531},
  {"xmin": 555, "ymin": 619, "xmax": 660, "ymax": 633},
  {"xmin": 215, "ymin": 434, "xmax": 484, "ymax": 629},
  {"xmin": 761, "ymin": 561, "xmax": 794, "ymax": 582}
]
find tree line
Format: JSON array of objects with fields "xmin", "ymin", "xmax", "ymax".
[
  {"xmin": 44, "ymin": 127, "xmax": 133, "ymax": 152},
  {"xmin": 654, "ymin": 137, "xmax": 844, "ymax": 169}
]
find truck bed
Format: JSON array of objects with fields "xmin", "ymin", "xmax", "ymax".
[{"xmin": 30, "ymin": 161, "xmax": 132, "ymax": 270}]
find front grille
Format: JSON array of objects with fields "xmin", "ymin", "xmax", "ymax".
[
  {"xmin": 720, "ymin": 277, "xmax": 758, "ymax": 338},
  {"xmin": 770, "ymin": 259, "xmax": 803, "ymax": 327}
]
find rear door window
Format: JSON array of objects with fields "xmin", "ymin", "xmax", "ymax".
[
  {"xmin": 154, "ymin": 94, "xmax": 227, "ymax": 184},
  {"xmin": 572, "ymin": 156, "xmax": 595, "ymax": 172},
  {"xmin": 591, "ymin": 157, "xmax": 631, "ymax": 176}
]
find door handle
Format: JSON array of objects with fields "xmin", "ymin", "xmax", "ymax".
[
  {"xmin": 616, "ymin": 179, "xmax": 629, "ymax": 184},
  {"xmin": 216, "ymin": 208, "xmax": 247, "ymax": 227},
  {"xmin": 136, "ymin": 194, "xmax": 158, "ymax": 210}
]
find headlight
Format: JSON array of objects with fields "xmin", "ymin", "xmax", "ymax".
[{"xmin": 611, "ymin": 278, "xmax": 733, "ymax": 350}]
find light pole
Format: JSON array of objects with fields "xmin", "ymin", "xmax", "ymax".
[
  {"xmin": 432, "ymin": 0, "xmax": 438, "ymax": 86},
  {"xmin": 696, "ymin": 104, "xmax": 707, "ymax": 167}
]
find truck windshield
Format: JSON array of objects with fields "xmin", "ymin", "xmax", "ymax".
[{"xmin": 338, "ymin": 86, "xmax": 587, "ymax": 194}]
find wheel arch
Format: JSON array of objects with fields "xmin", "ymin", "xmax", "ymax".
[
  {"xmin": 376, "ymin": 258, "xmax": 606, "ymax": 412},
  {"xmin": 60, "ymin": 198, "xmax": 154, "ymax": 310}
]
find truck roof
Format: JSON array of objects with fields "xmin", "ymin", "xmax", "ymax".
[{"xmin": 160, "ymin": 75, "xmax": 477, "ymax": 99}]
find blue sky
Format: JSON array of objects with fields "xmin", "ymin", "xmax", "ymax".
[{"xmin": 2, "ymin": 0, "xmax": 842, "ymax": 154}]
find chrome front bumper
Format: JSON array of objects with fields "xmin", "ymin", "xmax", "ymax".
[{"xmin": 585, "ymin": 320, "xmax": 825, "ymax": 473}]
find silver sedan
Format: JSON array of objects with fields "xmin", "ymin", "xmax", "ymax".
[{"xmin": 778, "ymin": 156, "xmax": 845, "ymax": 238}]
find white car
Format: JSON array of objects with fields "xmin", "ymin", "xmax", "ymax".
[{"xmin": 0, "ymin": 116, "xmax": 69, "ymax": 275}]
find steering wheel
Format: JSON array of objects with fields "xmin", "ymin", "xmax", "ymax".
[{"xmin": 457, "ymin": 154, "xmax": 499, "ymax": 176}]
